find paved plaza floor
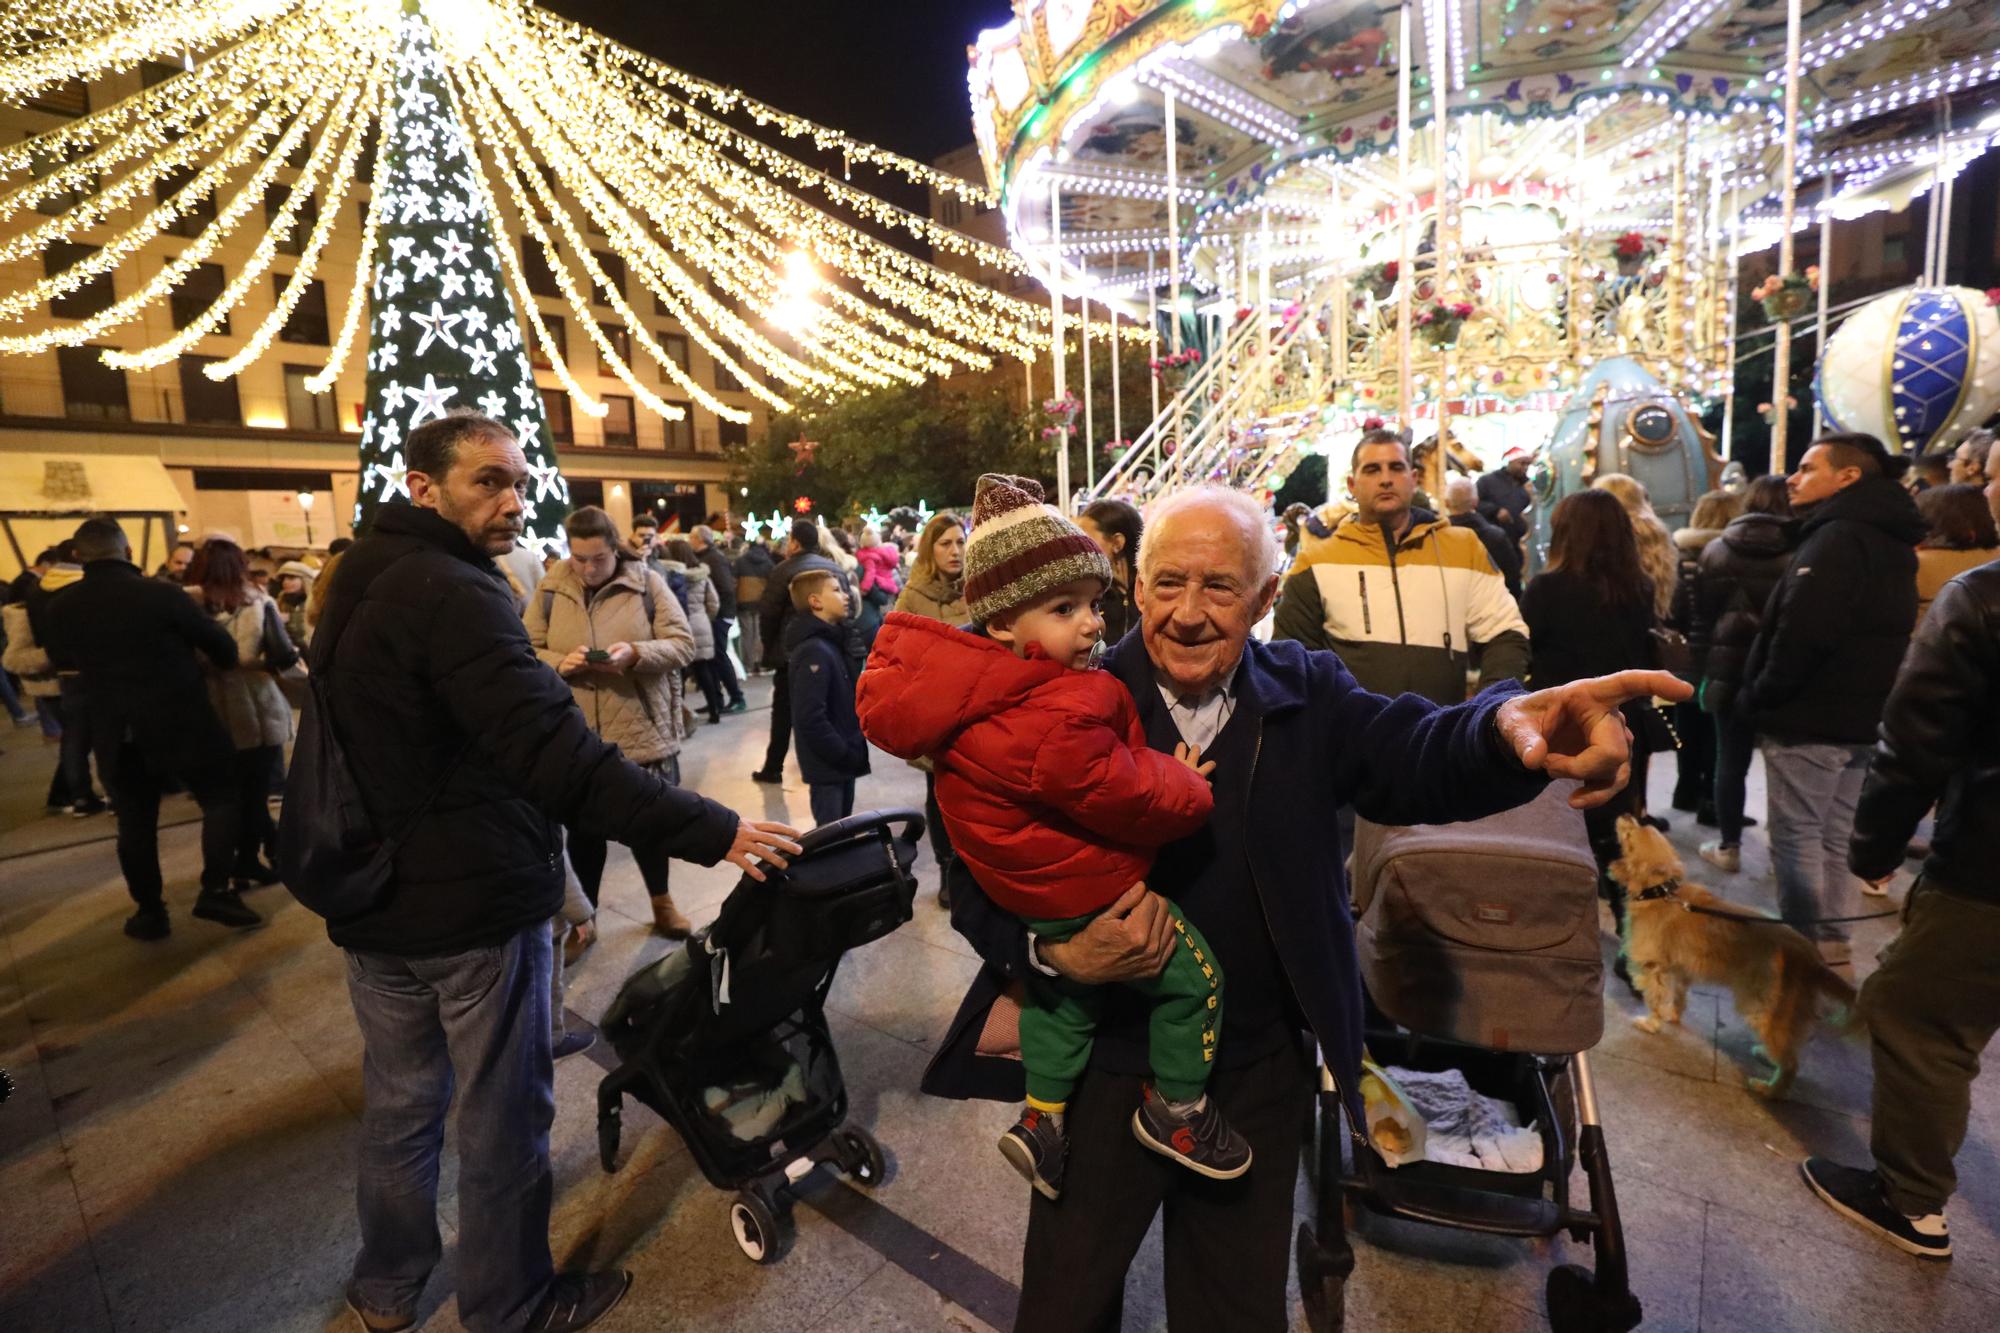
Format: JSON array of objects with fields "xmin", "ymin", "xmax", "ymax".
[{"xmin": 2, "ymin": 677, "xmax": 1997, "ymax": 1331}]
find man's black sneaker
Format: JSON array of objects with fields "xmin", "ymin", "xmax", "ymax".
[
  {"xmin": 997, "ymin": 1106, "xmax": 1067, "ymax": 1201},
  {"xmin": 343, "ymin": 1284, "xmax": 415, "ymax": 1333},
  {"xmin": 526, "ymin": 1270, "xmax": 632, "ymax": 1332},
  {"xmin": 750, "ymin": 769, "xmax": 782, "ymax": 785},
  {"xmin": 1801, "ymin": 1158, "xmax": 1951, "ymax": 1260},
  {"xmin": 68, "ymin": 797, "xmax": 107, "ymax": 818},
  {"xmin": 724, "ymin": 698, "xmax": 748, "ymax": 715},
  {"xmin": 123, "ymin": 907, "xmax": 170, "ymax": 941},
  {"xmin": 231, "ymin": 860, "xmax": 282, "ymax": 891},
  {"xmin": 554, "ymin": 1027, "xmax": 597, "ymax": 1061},
  {"xmin": 191, "ymin": 890, "xmax": 264, "ymax": 930},
  {"xmin": 1132, "ymin": 1084, "xmax": 1253, "ymax": 1180}
]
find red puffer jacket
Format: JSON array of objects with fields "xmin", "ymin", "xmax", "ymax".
[{"xmin": 857, "ymin": 612, "xmax": 1214, "ymax": 920}]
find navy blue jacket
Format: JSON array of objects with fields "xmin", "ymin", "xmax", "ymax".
[
  {"xmin": 786, "ymin": 612, "xmax": 870, "ymax": 783},
  {"xmin": 921, "ymin": 628, "xmax": 1546, "ymax": 1123}
]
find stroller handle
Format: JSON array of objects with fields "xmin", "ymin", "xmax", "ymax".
[{"xmin": 794, "ymin": 807, "xmax": 927, "ymax": 856}]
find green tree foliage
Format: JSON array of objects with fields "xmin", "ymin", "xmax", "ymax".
[{"xmin": 733, "ymin": 382, "xmax": 1050, "ymax": 519}]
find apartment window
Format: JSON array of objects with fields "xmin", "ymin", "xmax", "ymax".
[
  {"xmin": 285, "ymin": 365, "xmax": 337, "ymax": 431},
  {"xmin": 601, "ymin": 394, "xmax": 636, "ymax": 446},
  {"xmin": 46, "ymin": 241, "xmax": 114, "ymax": 320},
  {"xmin": 141, "ymin": 60, "xmax": 186, "ymax": 90},
  {"xmin": 663, "ymin": 404, "xmax": 693, "ymax": 452},
  {"xmin": 522, "ymin": 238, "xmax": 560, "ymax": 298},
  {"xmin": 265, "ymin": 185, "xmax": 317, "ymax": 257},
  {"xmin": 541, "ymin": 388, "xmax": 574, "ymax": 444},
  {"xmin": 533, "ymin": 314, "xmax": 566, "ymax": 368},
  {"xmin": 659, "ymin": 332, "xmax": 689, "ymax": 377},
  {"xmin": 597, "ymin": 323, "xmax": 629, "ymax": 374},
  {"xmin": 29, "ymin": 141, "xmax": 90, "ymax": 216},
  {"xmin": 713, "ymin": 358, "xmax": 743, "ymax": 393},
  {"xmin": 157, "ymin": 164, "xmax": 216, "ymax": 238},
  {"xmin": 718, "ymin": 418, "xmax": 749, "ymax": 451},
  {"xmin": 56, "ymin": 347, "xmax": 130, "ymax": 422},
  {"xmin": 179, "ymin": 355, "xmax": 241, "ymax": 427},
  {"xmin": 654, "ymin": 291, "xmax": 673, "ymax": 317},
  {"xmin": 170, "ymin": 261, "xmax": 228, "ymax": 333},
  {"xmin": 567, "ymin": 478, "xmax": 605, "ymax": 509},
  {"xmin": 940, "ymin": 198, "xmax": 963, "ymax": 228},
  {"xmin": 591, "ymin": 251, "xmax": 626, "ymax": 306},
  {"xmin": 274, "ymin": 273, "xmax": 330, "ymax": 344},
  {"xmin": 27, "ymin": 79, "xmax": 89, "ymax": 118}
]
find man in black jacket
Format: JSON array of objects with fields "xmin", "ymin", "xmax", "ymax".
[
  {"xmin": 1476, "ymin": 446, "xmax": 1534, "ymax": 544},
  {"xmin": 1743, "ymin": 433, "xmax": 1924, "ymax": 967},
  {"xmin": 42, "ymin": 518, "xmax": 259, "ymax": 939},
  {"xmin": 690, "ymin": 523, "xmax": 746, "ymax": 713},
  {"xmin": 305, "ymin": 413, "xmax": 798, "ymax": 1333},
  {"xmin": 1801, "ymin": 470, "xmax": 2000, "ymax": 1260},
  {"xmin": 1444, "ymin": 474, "xmax": 1523, "ymax": 596},
  {"xmin": 750, "ymin": 519, "xmax": 852, "ymax": 784}
]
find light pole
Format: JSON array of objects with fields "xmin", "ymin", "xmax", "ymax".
[{"xmin": 297, "ymin": 489, "xmax": 316, "ymax": 548}]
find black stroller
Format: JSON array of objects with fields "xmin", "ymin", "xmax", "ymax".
[
  {"xmin": 595, "ymin": 808, "xmax": 924, "ymax": 1264},
  {"xmin": 1296, "ymin": 783, "xmax": 1642, "ymax": 1333}
]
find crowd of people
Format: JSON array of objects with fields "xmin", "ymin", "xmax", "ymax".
[{"xmin": 3, "ymin": 407, "xmax": 1996, "ymax": 1329}]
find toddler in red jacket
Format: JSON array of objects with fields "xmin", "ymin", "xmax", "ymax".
[{"xmin": 858, "ymin": 474, "xmax": 1252, "ymax": 1200}]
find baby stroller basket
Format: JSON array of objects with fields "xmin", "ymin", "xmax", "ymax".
[
  {"xmin": 1350, "ymin": 781, "xmax": 1603, "ymax": 1055},
  {"xmin": 592, "ymin": 808, "xmax": 924, "ymax": 1265}
]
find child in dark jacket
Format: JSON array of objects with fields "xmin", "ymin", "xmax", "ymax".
[
  {"xmin": 786, "ymin": 570, "xmax": 870, "ymax": 826},
  {"xmin": 859, "ymin": 474, "xmax": 1248, "ymax": 1201}
]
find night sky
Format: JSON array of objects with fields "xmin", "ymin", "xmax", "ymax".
[{"xmin": 542, "ymin": 1, "xmax": 1013, "ymax": 177}]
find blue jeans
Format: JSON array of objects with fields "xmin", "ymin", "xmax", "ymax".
[
  {"xmin": 344, "ymin": 924, "xmax": 555, "ymax": 1332},
  {"xmin": 809, "ymin": 779, "xmax": 854, "ymax": 827},
  {"xmin": 1760, "ymin": 740, "xmax": 1872, "ymax": 957}
]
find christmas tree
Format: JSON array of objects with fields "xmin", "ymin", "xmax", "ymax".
[{"xmin": 354, "ymin": 2, "xmax": 569, "ymax": 549}]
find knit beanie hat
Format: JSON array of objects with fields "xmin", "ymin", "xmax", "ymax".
[{"xmin": 962, "ymin": 473, "xmax": 1114, "ymax": 626}]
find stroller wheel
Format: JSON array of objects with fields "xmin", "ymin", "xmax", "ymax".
[
  {"xmin": 729, "ymin": 1191, "xmax": 785, "ymax": 1264},
  {"xmin": 832, "ymin": 1125, "xmax": 887, "ymax": 1187},
  {"xmin": 1546, "ymin": 1263, "xmax": 1640, "ymax": 1333}
]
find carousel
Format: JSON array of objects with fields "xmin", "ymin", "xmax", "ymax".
[{"xmin": 966, "ymin": 0, "xmax": 2000, "ymax": 534}]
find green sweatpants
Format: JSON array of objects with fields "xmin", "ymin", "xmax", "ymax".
[
  {"xmin": 1861, "ymin": 880, "xmax": 2000, "ymax": 1215},
  {"xmin": 1018, "ymin": 898, "xmax": 1222, "ymax": 1107}
]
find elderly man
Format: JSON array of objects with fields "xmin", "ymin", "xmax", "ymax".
[
  {"xmin": 923, "ymin": 486, "xmax": 1682, "ymax": 1330},
  {"xmin": 1444, "ymin": 474, "xmax": 1523, "ymax": 597}
]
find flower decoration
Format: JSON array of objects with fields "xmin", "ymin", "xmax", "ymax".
[
  {"xmin": 1412, "ymin": 301, "xmax": 1479, "ymax": 347},
  {"xmin": 1753, "ymin": 270, "xmax": 1817, "ymax": 321}
]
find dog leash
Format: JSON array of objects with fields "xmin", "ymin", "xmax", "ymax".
[{"xmin": 1632, "ymin": 879, "xmax": 1899, "ymax": 926}]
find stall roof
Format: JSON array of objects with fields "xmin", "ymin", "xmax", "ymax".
[{"xmin": 0, "ymin": 453, "xmax": 185, "ymax": 515}]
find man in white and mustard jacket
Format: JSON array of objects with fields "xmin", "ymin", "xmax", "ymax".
[{"xmin": 1275, "ymin": 429, "xmax": 1529, "ymax": 705}]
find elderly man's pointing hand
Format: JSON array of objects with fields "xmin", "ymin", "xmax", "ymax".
[{"xmin": 1495, "ymin": 669, "xmax": 1694, "ymax": 808}]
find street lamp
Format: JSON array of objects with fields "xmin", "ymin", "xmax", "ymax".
[{"xmin": 296, "ymin": 489, "xmax": 316, "ymax": 548}]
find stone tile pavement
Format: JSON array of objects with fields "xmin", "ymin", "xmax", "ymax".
[{"xmin": 1, "ymin": 676, "xmax": 1995, "ymax": 1331}]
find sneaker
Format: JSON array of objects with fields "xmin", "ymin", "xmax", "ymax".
[
  {"xmin": 1801, "ymin": 1158, "xmax": 1950, "ymax": 1260},
  {"xmin": 1131, "ymin": 1084, "xmax": 1253, "ymax": 1180},
  {"xmin": 1695, "ymin": 800, "xmax": 1718, "ymax": 827},
  {"xmin": 750, "ymin": 769, "xmax": 782, "ymax": 785},
  {"xmin": 68, "ymin": 796, "xmax": 107, "ymax": 818},
  {"xmin": 343, "ymin": 1284, "xmax": 415, "ymax": 1333},
  {"xmin": 724, "ymin": 699, "xmax": 748, "ymax": 715},
  {"xmin": 123, "ymin": 907, "xmax": 170, "ymax": 941},
  {"xmin": 554, "ymin": 1027, "xmax": 597, "ymax": 1061},
  {"xmin": 231, "ymin": 861, "xmax": 282, "ymax": 891},
  {"xmin": 526, "ymin": 1270, "xmax": 633, "ymax": 1332},
  {"xmin": 191, "ymin": 890, "xmax": 263, "ymax": 930},
  {"xmin": 997, "ymin": 1107, "xmax": 1067, "ymax": 1201},
  {"xmin": 1698, "ymin": 841, "xmax": 1741, "ymax": 874}
]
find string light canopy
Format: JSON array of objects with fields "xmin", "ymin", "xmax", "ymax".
[{"xmin": 0, "ymin": 0, "xmax": 1068, "ymax": 422}]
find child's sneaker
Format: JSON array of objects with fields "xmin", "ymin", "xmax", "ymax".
[
  {"xmin": 998, "ymin": 1107, "xmax": 1067, "ymax": 1200},
  {"xmin": 1132, "ymin": 1084, "xmax": 1253, "ymax": 1180}
]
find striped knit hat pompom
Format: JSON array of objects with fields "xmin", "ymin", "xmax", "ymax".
[{"xmin": 962, "ymin": 473, "xmax": 1115, "ymax": 627}]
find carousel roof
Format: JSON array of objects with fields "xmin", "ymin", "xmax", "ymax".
[{"xmin": 968, "ymin": 0, "xmax": 2000, "ymax": 298}]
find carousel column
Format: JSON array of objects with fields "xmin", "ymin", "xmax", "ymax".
[
  {"xmin": 1050, "ymin": 178, "xmax": 1071, "ymax": 512},
  {"xmin": 1395, "ymin": 0, "xmax": 1415, "ymax": 425},
  {"xmin": 1567, "ymin": 119, "xmax": 1588, "ymax": 374},
  {"xmin": 1082, "ymin": 294, "xmax": 1094, "ymax": 491},
  {"xmin": 1166, "ymin": 85, "xmax": 1182, "ymax": 357},
  {"xmin": 1259, "ymin": 204, "xmax": 1273, "ymax": 400},
  {"xmin": 1429, "ymin": 45, "xmax": 1455, "ymax": 502},
  {"xmin": 1110, "ymin": 260, "xmax": 1122, "ymax": 453},
  {"xmin": 1770, "ymin": 0, "xmax": 1804, "ymax": 474},
  {"xmin": 1721, "ymin": 180, "xmax": 1742, "ymax": 461},
  {"xmin": 1812, "ymin": 170, "xmax": 1834, "ymax": 436},
  {"xmin": 1667, "ymin": 124, "xmax": 1689, "ymax": 375},
  {"xmin": 1147, "ymin": 252, "xmax": 1161, "ymax": 421}
]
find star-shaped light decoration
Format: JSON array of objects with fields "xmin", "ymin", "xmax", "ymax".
[
  {"xmin": 438, "ymin": 269, "xmax": 467, "ymax": 300},
  {"xmin": 514, "ymin": 417, "xmax": 543, "ymax": 451},
  {"xmin": 436, "ymin": 230, "xmax": 474, "ymax": 268},
  {"xmin": 514, "ymin": 380, "xmax": 540, "ymax": 409},
  {"xmin": 526, "ymin": 459, "xmax": 564, "ymax": 502},
  {"xmin": 789, "ymin": 436, "xmax": 819, "ymax": 471},
  {"xmin": 410, "ymin": 302, "xmax": 462, "ymax": 356},
  {"xmin": 407, "ymin": 373, "xmax": 458, "ymax": 424},
  {"xmin": 388, "ymin": 235, "xmax": 417, "ymax": 262},
  {"xmin": 477, "ymin": 389, "xmax": 508, "ymax": 417},
  {"xmin": 379, "ymin": 380, "xmax": 406, "ymax": 411},
  {"xmin": 465, "ymin": 340, "xmax": 497, "ymax": 375},
  {"xmin": 411, "ymin": 249, "xmax": 441, "ymax": 281},
  {"xmin": 368, "ymin": 449, "xmax": 410, "ymax": 501}
]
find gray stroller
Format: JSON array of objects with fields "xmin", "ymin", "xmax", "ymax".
[{"xmin": 1296, "ymin": 782, "xmax": 1641, "ymax": 1333}]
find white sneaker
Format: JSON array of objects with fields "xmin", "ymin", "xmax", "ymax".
[{"xmin": 1698, "ymin": 841, "xmax": 1741, "ymax": 874}]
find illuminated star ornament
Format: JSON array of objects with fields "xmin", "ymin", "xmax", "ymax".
[{"xmin": 789, "ymin": 437, "xmax": 820, "ymax": 472}]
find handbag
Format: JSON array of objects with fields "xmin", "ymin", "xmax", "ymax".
[{"xmin": 1648, "ymin": 625, "xmax": 1692, "ymax": 677}]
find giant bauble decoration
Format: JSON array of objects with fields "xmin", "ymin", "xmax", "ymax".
[{"xmin": 1816, "ymin": 287, "xmax": 2000, "ymax": 457}]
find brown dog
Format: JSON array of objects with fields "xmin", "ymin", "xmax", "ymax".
[{"xmin": 1609, "ymin": 816, "xmax": 1857, "ymax": 1096}]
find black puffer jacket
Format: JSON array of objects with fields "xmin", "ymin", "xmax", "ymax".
[
  {"xmin": 1850, "ymin": 562, "xmax": 2000, "ymax": 904},
  {"xmin": 1744, "ymin": 476, "xmax": 1925, "ymax": 744},
  {"xmin": 305, "ymin": 505, "xmax": 739, "ymax": 956},
  {"xmin": 1691, "ymin": 512, "xmax": 1794, "ymax": 714}
]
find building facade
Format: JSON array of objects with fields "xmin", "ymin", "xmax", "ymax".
[{"xmin": 0, "ymin": 68, "xmax": 760, "ymax": 576}]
